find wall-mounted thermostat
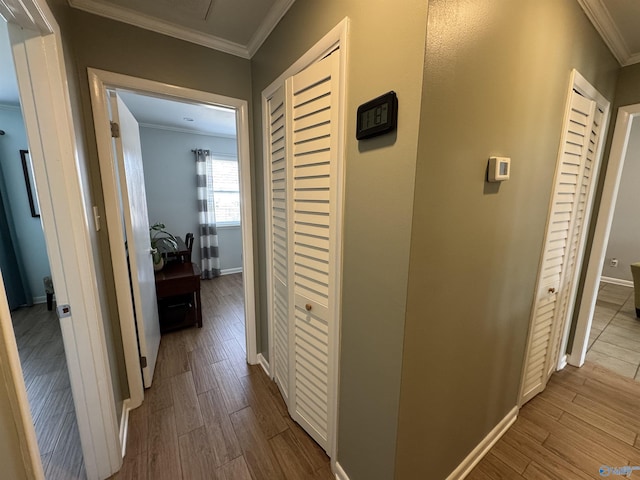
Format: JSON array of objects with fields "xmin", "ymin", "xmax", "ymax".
[
  {"xmin": 356, "ymin": 91, "xmax": 398, "ymax": 140},
  {"xmin": 488, "ymin": 157, "xmax": 511, "ymax": 182}
]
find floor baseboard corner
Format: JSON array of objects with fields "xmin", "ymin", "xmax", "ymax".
[
  {"xmin": 446, "ymin": 406, "xmax": 518, "ymax": 480},
  {"xmin": 334, "ymin": 461, "xmax": 350, "ymax": 480},
  {"xmin": 257, "ymin": 353, "xmax": 270, "ymax": 376}
]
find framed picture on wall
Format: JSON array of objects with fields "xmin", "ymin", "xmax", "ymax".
[{"xmin": 20, "ymin": 149, "xmax": 40, "ymax": 218}]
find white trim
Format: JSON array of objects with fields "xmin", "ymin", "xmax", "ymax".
[
  {"xmin": 220, "ymin": 267, "xmax": 243, "ymax": 276},
  {"xmin": 32, "ymin": 296, "xmax": 47, "ymax": 305},
  {"xmin": 600, "ymin": 276, "xmax": 634, "ymax": 288},
  {"xmin": 88, "ymin": 69, "xmax": 259, "ymax": 397},
  {"xmin": 138, "ymin": 122, "xmax": 237, "ymax": 139},
  {"xmin": 446, "ymin": 407, "xmax": 518, "ymax": 480},
  {"xmin": 119, "ymin": 399, "xmax": 131, "ymax": 459},
  {"xmin": 557, "ymin": 354, "xmax": 568, "ymax": 370},
  {"xmin": 257, "ymin": 353, "xmax": 270, "ymax": 377},
  {"xmin": 6, "ymin": 3, "xmax": 123, "ymax": 477},
  {"xmin": 0, "ymin": 104, "xmax": 21, "ymax": 111},
  {"xmin": 262, "ymin": 17, "xmax": 349, "ymax": 462},
  {"xmin": 333, "ymin": 461, "xmax": 350, "ymax": 480},
  {"xmin": 569, "ymin": 104, "xmax": 640, "ymax": 367},
  {"xmin": 68, "ymin": 0, "xmax": 249, "ymax": 58},
  {"xmin": 246, "ymin": 0, "xmax": 297, "ymax": 57},
  {"xmin": 577, "ymin": 0, "xmax": 632, "ymax": 66},
  {"xmin": 68, "ymin": 0, "xmax": 296, "ymax": 60}
]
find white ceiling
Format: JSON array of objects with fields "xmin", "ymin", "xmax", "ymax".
[
  {"xmin": 117, "ymin": 91, "xmax": 237, "ymax": 138},
  {"xmin": 578, "ymin": 0, "xmax": 640, "ymax": 66},
  {"xmin": 67, "ymin": 0, "xmax": 296, "ymax": 59}
]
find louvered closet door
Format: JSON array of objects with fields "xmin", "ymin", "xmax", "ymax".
[
  {"xmin": 268, "ymin": 86, "xmax": 291, "ymax": 405},
  {"xmin": 285, "ymin": 51, "xmax": 341, "ymax": 451},
  {"xmin": 521, "ymin": 90, "xmax": 598, "ymax": 404}
]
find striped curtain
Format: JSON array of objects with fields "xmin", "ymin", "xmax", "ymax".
[{"xmin": 195, "ymin": 149, "xmax": 220, "ymax": 278}]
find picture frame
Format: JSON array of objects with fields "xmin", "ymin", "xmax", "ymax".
[{"xmin": 20, "ymin": 149, "xmax": 40, "ymax": 218}]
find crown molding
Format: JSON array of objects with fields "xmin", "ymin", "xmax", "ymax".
[
  {"xmin": 68, "ymin": 0, "xmax": 297, "ymax": 60},
  {"xmin": 68, "ymin": 0, "xmax": 250, "ymax": 59},
  {"xmin": 246, "ymin": 0, "xmax": 296, "ymax": 57},
  {"xmin": 577, "ymin": 0, "xmax": 636, "ymax": 66},
  {"xmin": 138, "ymin": 122, "xmax": 236, "ymax": 139}
]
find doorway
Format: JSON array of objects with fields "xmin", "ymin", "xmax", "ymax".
[
  {"xmin": 87, "ymin": 69, "xmax": 257, "ymax": 414},
  {"xmin": 569, "ymin": 103, "xmax": 640, "ymax": 373}
]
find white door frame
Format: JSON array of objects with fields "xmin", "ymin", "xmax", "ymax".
[
  {"xmin": 88, "ymin": 69, "xmax": 258, "ymax": 408},
  {"xmin": 262, "ymin": 17, "xmax": 349, "ymax": 467},
  {"xmin": 1, "ymin": 1, "xmax": 123, "ymax": 478},
  {"xmin": 568, "ymin": 103, "xmax": 640, "ymax": 366}
]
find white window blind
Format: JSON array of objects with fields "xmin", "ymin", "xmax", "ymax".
[{"xmin": 207, "ymin": 155, "xmax": 241, "ymax": 225}]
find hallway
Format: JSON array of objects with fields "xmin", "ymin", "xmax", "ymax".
[{"xmin": 111, "ymin": 273, "xmax": 332, "ymax": 480}]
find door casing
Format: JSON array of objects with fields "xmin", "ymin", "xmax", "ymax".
[{"xmin": 88, "ymin": 68, "xmax": 257, "ymax": 414}]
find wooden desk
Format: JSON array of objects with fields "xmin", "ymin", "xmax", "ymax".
[{"xmin": 155, "ymin": 262, "xmax": 202, "ymax": 332}]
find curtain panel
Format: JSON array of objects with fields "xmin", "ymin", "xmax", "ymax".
[{"xmin": 195, "ymin": 149, "xmax": 220, "ymax": 278}]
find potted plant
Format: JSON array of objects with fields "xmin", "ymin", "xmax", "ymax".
[{"xmin": 150, "ymin": 222, "xmax": 177, "ymax": 271}]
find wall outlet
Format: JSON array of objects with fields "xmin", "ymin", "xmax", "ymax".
[{"xmin": 610, "ymin": 258, "xmax": 619, "ymax": 267}]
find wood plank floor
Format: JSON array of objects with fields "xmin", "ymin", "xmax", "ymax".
[
  {"xmin": 111, "ymin": 273, "xmax": 332, "ymax": 480},
  {"xmin": 11, "ymin": 303, "xmax": 85, "ymax": 479},
  {"xmin": 468, "ymin": 361, "xmax": 640, "ymax": 480}
]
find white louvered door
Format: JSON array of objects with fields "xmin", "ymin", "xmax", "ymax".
[
  {"xmin": 521, "ymin": 89, "xmax": 602, "ymax": 404},
  {"xmin": 268, "ymin": 86, "xmax": 291, "ymax": 405},
  {"xmin": 284, "ymin": 51, "xmax": 341, "ymax": 451}
]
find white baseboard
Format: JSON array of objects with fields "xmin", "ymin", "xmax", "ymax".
[
  {"xmin": 557, "ymin": 354, "xmax": 568, "ymax": 371},
  {"xmin": 600, "ymin": 276, "xmax": 634, "ymax": 287},
  {"xmin": 119, "ymin": 399, "xmax": 131, "ymax": 458},
  {"xmin": 333, "ymin": 461, "xmax": 349, "ymax": 480},
  {"xmin": 446, "ymin": 406, "xmax": 518, "ymax": 480},
  {"xmin": 221, "ymin": 267, "xmax": 243, "ymax": 275},
  {"xmin": 32, "ymin": 296, "xmax": 46, "ymax": 304},
  {"xmin": 257, "ymin": 353, "xmax": 270, "ymax": 376}
]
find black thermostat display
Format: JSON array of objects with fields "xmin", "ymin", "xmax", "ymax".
[{"xmin": 356, "ymin": 91, "xmax": 398, "ymax": 140}]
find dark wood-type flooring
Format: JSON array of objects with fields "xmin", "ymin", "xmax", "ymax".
[
  {"xmin": 11, "ymin": 302, "xmax": 85, "ymax": 479},
  {"xmin": 468, "ymin": 362, "xmax": 640, "ymax": 480},
  {"xmin": 111, "ymin": 273, "xmax": 333, "ymax": 480}
]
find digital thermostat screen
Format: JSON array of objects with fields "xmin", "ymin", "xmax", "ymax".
[
  {"xmin": 361, "ymin": 104, "xmax": 388, "ymax": 130},
  {"xmin": 356, "ymin": 91, "xmax": 398, "ymax": 140}
]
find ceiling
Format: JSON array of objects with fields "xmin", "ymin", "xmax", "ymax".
[
  {"xmin": 67, "ymin": 0, "xmax": 296, "ymax": 59},
  {"xmin": 117, "ymin": 91, "xmax": 237, "ymax": 138},
  {"xmin": 578, "ymin": 0, "xmax": 640, "ymax": 66}
]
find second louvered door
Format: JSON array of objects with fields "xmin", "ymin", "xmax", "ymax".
[
  {"xmin": 520, "ymin": 89, "xmax": 601, "ymax": 404},
  {"xmin": 285, "ymin": 51, "xmax": 341, "ymax": 452},
  {"xmin": 268, "ymin": 86, "xmax": 290, "ymax": 405}
]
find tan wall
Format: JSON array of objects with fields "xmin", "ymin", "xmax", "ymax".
[
  {"xmin": 396, "ymin": 1, "xmax": 619, "ymax": 478},
  {"xmin": 251, "ymin": 1, "xmax": 429, "ymax": 478},
  {"xmin": 46, "ymin": 0, "xmax": 253, "ymax": 411}
]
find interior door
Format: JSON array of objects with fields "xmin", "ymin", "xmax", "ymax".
[
  {"xmin": 267, "ymin": 85, "xmax": 291, "ymax": 406},
  {"xmin": 520, "ymin": 89, "xmax": 599, "ymax": 404},
  {"xmin": 286, "ymin": 51, "xmax": 341, "ymax": 452},
  {"xmin": 110, "ymin": 92, "xmax": 160, "ymax": 387}
]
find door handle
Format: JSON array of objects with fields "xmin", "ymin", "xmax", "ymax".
[
  {"xmin": 150, "ymin": 248, "xmax": 157, "ymax": 255},
  {"xmin": 305, "ymin": 304, "xmax": 312, "ymax": 311},
  {"xmin": 548, "ymin": 287, "xmax": 556, "ymax": 294}
]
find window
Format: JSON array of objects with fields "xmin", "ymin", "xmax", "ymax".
[{"xmin": 207, "ymin": 155, "xmax": 241, "ymax": 226}]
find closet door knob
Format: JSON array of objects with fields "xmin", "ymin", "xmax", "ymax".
[
  {"xmin": 305, "ymin": 304, "xmax": 312, "ymax": 311},
  {"xmin": 548, "ymin": 287, "xmax": 556, "ymax": 294}
]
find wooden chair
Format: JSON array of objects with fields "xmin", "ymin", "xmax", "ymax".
[{"xmin": 184, "ymin": 233, "xmax": 194, "ymax": 263}]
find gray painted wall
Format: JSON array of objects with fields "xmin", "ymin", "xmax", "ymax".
[
  {"xmin": 139, "ymin": 126, "xmax": 243, "ymax": 272},
  {"xmin": 601, "ymin": 120, "xmax": 640, "ymax": 282},
  {"xmin": 396, "ymin": 1, "xmax": 619, "ymax": 479},
  {"xmin": 0, "ymin": 106, "xmax": 50, "ymax": 302}
]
